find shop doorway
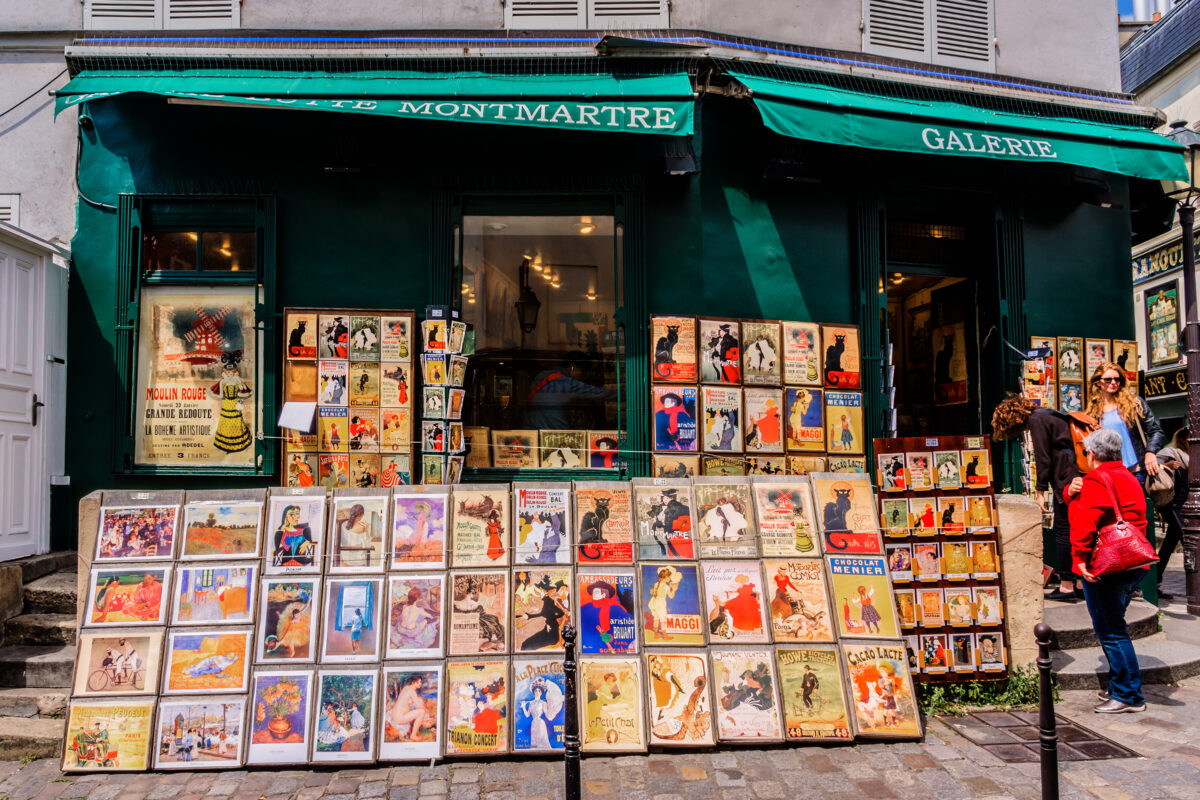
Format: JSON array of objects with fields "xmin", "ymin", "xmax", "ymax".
[{"xmin": 884, "ymin": 219, "xmax": 983, "ymax": 438}]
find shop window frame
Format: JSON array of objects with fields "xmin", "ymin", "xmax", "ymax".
[
  {"xmin": 433, "ymin": 188, "xmax": 649, "ymax": 483},
  {"xmin": 114, "ymin": 194, "xmax": 277, "ymax": 476}
]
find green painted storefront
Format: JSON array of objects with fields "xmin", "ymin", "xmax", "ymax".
[{"xmin": 58, "ymin": 77, "xmax": 1153, "ymax": 547}]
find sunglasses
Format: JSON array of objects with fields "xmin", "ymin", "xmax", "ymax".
[{"xmin": 1098, "ymin": 376, "xmax": 1123, "ymax": 384}]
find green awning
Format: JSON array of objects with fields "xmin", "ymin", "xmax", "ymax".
[
  {"xmin": 55, "ymin": 69, "xmax": 695, "ymax": 136},
  {"xmin": 730, "ymin": 71, "xmax": 1186, "ymax": 181}
]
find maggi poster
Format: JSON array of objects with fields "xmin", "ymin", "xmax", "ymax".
[{"xmin": 135, "ymin": 286, "xmax": 257, "ymax": 468}]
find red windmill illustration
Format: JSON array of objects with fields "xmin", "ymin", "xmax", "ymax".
[{"xmin": 181, "ymin": 305, "xmax": 233, "ymax": 365}]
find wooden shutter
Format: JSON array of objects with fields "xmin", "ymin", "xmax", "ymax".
[
  {"xmin": 933, "ymin": 0, "xmax": 994, "ymax": 69},
  {"xmin": 165, "ymin": 0, "xmax": 240, "ymax": 29},
  {"xmin": 588, "ymin": 0, "xmax": 669, "ymax": 29},
  {"xmin": 0, "ymin": 195, "xmax": 18, "ymax": 228},
  {"xmin": 505, "ymin": 0, "xmax": 586, "ymax": 29},
  {"xmin": 83, "ymin": 0, "xmax": 161, "ymax": 30},
  {"xmin": 863, "ymin": 0, "xmax": 931, "ymax": 61}
]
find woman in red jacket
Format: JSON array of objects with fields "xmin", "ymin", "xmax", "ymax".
[{"xmin": 1065, "ymin": 427, "xmax": 1149, "ymax": 714}]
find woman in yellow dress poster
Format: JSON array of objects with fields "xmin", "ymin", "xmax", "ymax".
[{"xmin": 212, "ymin": 350, "xmax": 252, "ymax": 453}]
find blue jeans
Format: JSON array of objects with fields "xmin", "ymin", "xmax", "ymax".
[{"xmin": 1082, "ymin": 568, "xmax": 1148, "ymax": 706}]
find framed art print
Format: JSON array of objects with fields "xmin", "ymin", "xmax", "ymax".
[
  {"xmin": 73, "ymin": 630, "xmax": 164, "ymax": 698},
  {"xmin": 311, "ymin": 669, "xmax": 379, "ymax": 763},
  {"xmin": 776, "ymin": 644, "xmax": 852, "ymax": 742},
  {"xmin": 579, "ymin": 656, "xmax": 646, "ymax": 753},
  {"xmin": 444, "ymin": 658, "xmax": 509, "ymax": 757},
  {"xmin": 320, "ymin": 578, "xmax": 384, "ymax": 663},
  {"xmin": 380, "ymin": 663, "xmax": 443, "ymax": 761},
  {"xmin": 180, "ymin": 500, "xmax": 263, "ymax": 560},
  {"xmin": 162, "ymin": 628, "xmax": 253, "ymax": 695},
  {"xmin": 171, "ymin": 563, "xmax": 257, "ymax": 625},
  {"xmin": 631, "ymin": 478, "xmax": 697, "ymax": 561},
  {"xmin": 512, "ymin": 656, "xmax": 566, "ymax": 754},
  {"xmin": 256, "ymin": 577, "xmax": 320, "ymax": 664},
  {"xmin": 385, "ymin": 573, "xmax": 446, "ymax": 660},
  {"xmin": 329, "ymin": 494, "xmax": 388, "ymax": 573},
  {"xmin": 709, "ymin": 647, "xmax": 783, "ymax": 743},
  {"xmin": 61, "ymin": 699, "xmax": 155, "ymax": 772},
  {"xmin": 698, "ymin": 318, "xmax": 740, "ymax": 384},
  {"xmin": 741, "ymin": 320, "xmax": 782, "ymax": 387},
  {"xmin": 645, "ymin": 650, "xmax": 715, "ymax": 747},
  {"xmin": 391, "ymin": 488, "xmax": 449, "ymax": 570},
  {"xmin": 840, "ymin": 641, "xmax": 921, "ymax": 738},
  {"xmin": 153, "ymin": 696, "xmax": 247, "ymax": 769},
  {"xmin": 650, "ymin": 315, "xmax": 698, "ymax": 383},
  {"xmin": 577, "ymin": 567, "xmax": 638, "ymax": 655},
  {"xmin": 246, "ymin": 669, "xmax": 314, "ymax": 766},
  {"xmin": 94, "ymin": 505, "xmax": 178, "ymax": 562},
  {"xmin": 85, "ymin": 566, "xmax": 171, "ymax": 628}
]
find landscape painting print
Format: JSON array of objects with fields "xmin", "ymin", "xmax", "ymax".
[
  {"xmin": 841, "ymin": 641, "xmax": 922, "ymax": 738},
  {"xmin": 61, "ymin": 699, "xmax": 155, "ymax": 772},
  {"xmin": 762, "ymin": 559, "xmax": 835, "ymax": 643},
  {"xmin": 692, "ymin": 479, "xmax": 758, "ymax": 559},
  {"xmin": 391, "ymin": 490, "xmax": 448, "ymax": 570},
  {"xmin": 575, "ymin": 482, "xmax": 635, "ymax": 564},
  {"xmin": 754, "ymin": 479, "xmax": 821, "ymax": 557},
  {"xmin": 451, "ymin": 486, "xmax": 510, "ymax": 568},
  {"xmin": 702, "ymin": 562, "xmax": 769, "ymax": 644},
  {"xmin": 811, "ymin": 473, "xmax": 882, "ymax": 555},
  {"xmin": 313, "ymin": 669, "xmax": 378, "ymax": 762},
  {"xmin": 380, "ymin": 664, "xmax": 442, "ymax": 761},
  {"xmin": 578, "ymin": 568, "xmax": 638, "ymax": 654},
  {"xmin": 632, "ymin": 479, "xmax": 697, "ymax": 560},
  {"xmin": 709, "ymin": 648, "xmax": 783, "ymax": 742},
  {"xmin": 513, "ymin": 484, "xmax": 572, "ymax": 565},
  {"xmin": 85, "ymin": 567, "xmax": 171, "ymax": 627},
  {"xmin": 386, "ymin": 574, "xmax": 445, "ymax": 660},
  {"xmin": 445, "ymin": 659, "xmax": 508, "ymax": 756},
  {"xmin": 650, "ymin": 315, "xmax": 697, "ymax": 382},
  {"xmin": 257, "ymin": 578, "xmax": 319, "ymax": 663},
  {"xmin": 95, "ymin": 505, "xmax": 177, "ymax": 561},
  {"xmin": 153, "ymin": 697, "xmax": 246, "ymax": 770},
  {"xmin": 181, "ymin": 501, "xmax": 263, "ymax": 560},
  {"xmin": 512, "ymin": 656, "xmax": 566, "ymax": 753},
  {"xmin": 827, "ymin": 556, "xmax": 900, "ymax": 640},
  {"xmin": 512, "ymin": 567, "xmax": 572, "ymax": 653},
  {"xmin": 646, "ymin": 651, "xmax": 714, "ymax": 747},
  {"xmin": 580, "ymin": 656, "xmax": 646, "ymax": 753},
  {"xmin": 776, "ymin": 645, "xmax": 851, "ymax": 741},
  {"xmin": 172, "ymin": 564, "xmax": 256, "ymax": 625},
  {"xmin": 163, "ymin": 629, "xmax": 252, "ymax": 694},
  {"xmin": 246, "ymin": 670, "xmax": 313, "ymax": 765}
]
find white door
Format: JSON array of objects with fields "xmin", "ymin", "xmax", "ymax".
[{"xmin": 0, "ymin": 232, "xmax": 50, "ymax": 560}]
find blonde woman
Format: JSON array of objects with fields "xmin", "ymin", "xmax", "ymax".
[{"xmin": 1085, "ymin": 362, "xmax": 1164, "ymax": 487}]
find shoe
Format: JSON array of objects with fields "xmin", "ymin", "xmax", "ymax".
[
  {"xmin": 1075, "ymin": 587, "xmax": 1086, "ymax": 599},
  {"xmin": 1133, "ymin": 589, "xmax": 1144, "ymax": 600},
  {"xmin": 1045, "ymin": 590, "xmax": 1079, "ymax": 602},
  {"xmin": 1158, "ymin": 587, "xmax": 1176, "ymax": 600},
  {"xmin": 1094, "ymin": 699, "xmax": 1146, "ymax": 714},
  {"xmin": 1097, "ymin": 691, "xmax": 1110, "ymax": 701}
]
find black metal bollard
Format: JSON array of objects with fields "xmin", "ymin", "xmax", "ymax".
[
  {"xmin": 562, "ymin": 625, "xmax": 582, "ymax": 800},
  {"xmin": 1035, "ymin": 623, "xmax": 1059, "ymax": 800}
]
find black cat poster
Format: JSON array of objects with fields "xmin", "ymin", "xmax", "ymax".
[
  {"xmin": 650, "ymin": 316, "xmax": 697, "ymax": 383},
  {"xmin": 820, "ymin": 324, "xmax": 861, "ymax": 389},
  {"xmin": 933, "ymin": 322, "xmax": 967, "ymax": 406}
]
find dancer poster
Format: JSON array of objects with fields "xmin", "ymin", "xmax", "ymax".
[
  {"xmin": 841, "ymin": 642, "xmax": 921, "ymax": 738},
  {"xmin": 762, "ymin": 559, "xmax": 835, "ymax": 643},
  {"xmin": 632, "ymin": 479, "xmax": 697, "ymax": 560},
  {"xmin": 512, "ymin": 567, "xmax": 572, "ymax": 653},
  {"xmin": 827, "ymin": 556, "xmax": 899, "ymax": 639},
  {"xmin": 133, "ymin": 286, "xmax": 256, "ymax": 468},
  {"xmin": 692, "ymin": 479, "xmax": 758, "ymax": 559},
  {"xmin": 380, "ymin": 665, "xmax": 442, "ymax": 761},
  {"xmin": 450, "ymin": 486, "xmax": 510, "ymax": 568},
  {"xmin": 513, "ymin": 484, "xmax": 572, "ymax": 565},
  {"xmin": 702, "ymin": 562, "xmax": 770, "ymax": 644},
  {"xmin": 776, "ymin": 645, "xmax": 852, "ymax": 741},
  {"xmin": 639, "ymin": 563, "xmax": 705, "ymax": 646},
  {"xmin": 580, "ymin": 656, "xmax": 646, "ymax": 753},
  {"xmin": 575, "ymin": 482, "xmax": 635, "ymax": 564},
  {"xmin": 512, "ymin": 656, "xmax": 566, "ymax": 753},
  {"xmin": 754, "ymin": 479, "xmax": 820, "ymax": 557},
  {"xmin": 645, "ymin": 651, "xmax": 714, "ymax": 747},
  {"xmin": 709, "ymin": 647, "xmax": 783, "ymax": 742},
  {"xmin": 577, "ymin": 568, "xmax": 638, "ymax": 654},
  {"xmin": 444, "ymin": 659, "xmax": 508, "ymax": 756},
  {"xmin": 448, "ymin": 570, "xmax": 508, "ymax": 656}
]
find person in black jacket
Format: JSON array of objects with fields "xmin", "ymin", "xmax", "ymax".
[{"xmin": 992, "ymin": 393, "xmax": 1085, "ymax": 601}]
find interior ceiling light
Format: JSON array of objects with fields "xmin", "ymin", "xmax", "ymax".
[
  {"xmin": 218, "ymin": 247, "xmax": 233, "ymax": 257},
  {"xmin": 186, "ymin": 232, "xmax": 198, "ymax": 241},
  {"xmin": 486, "ymin": 222, "xmax": 508, "ymax": 232}
]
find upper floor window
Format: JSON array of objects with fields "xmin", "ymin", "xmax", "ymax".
[
  {"xmin": 505, "ymin": 0, "xmax": 668, "ymax": 30},
  {"xmin": 863, "ymin": 0, "xmax": 995, "ymax": 71},
  {"xmin": 84, "ymin": 0, "xmax": 240, "ymax": 31}
]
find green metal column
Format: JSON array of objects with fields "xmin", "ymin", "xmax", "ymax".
[
  {"xmin": 995, "ymin": 200, "xmax": 1028, "ymax": 493},
  {"xmin": 855, "ymin": 193, "xmax": 887, "ymax": 466}
]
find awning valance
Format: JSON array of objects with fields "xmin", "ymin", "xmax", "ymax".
[
  {"xmin": 55, "ymin": 69, "xmax": 695, "ymax": 136},
  {"xmin": 730, "ymin": 71, "xmax": 1186, "ymax": 182}
]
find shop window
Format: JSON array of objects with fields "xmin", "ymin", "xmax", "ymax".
[
  {"xmin": 459, "ymin": 213, "xmax": 624, "ymax": 470},
  {"xmin": 114, "ymin": 195, "xmax": 275, "ymax": 474}
]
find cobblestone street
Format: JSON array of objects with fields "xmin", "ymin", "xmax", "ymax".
[{"xmin": 3, "ymin": 675, "xmax": 1200, "ymax": 800}]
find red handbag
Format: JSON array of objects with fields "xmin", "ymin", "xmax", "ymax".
[{"xmin": 1088, "ymin": 471, "xmax": 1158, "ymax": 578}]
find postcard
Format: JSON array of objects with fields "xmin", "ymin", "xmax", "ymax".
[
  {"xmin": 702, "ymin": 561, "xmax": 770, "ymax": 644},
  {"xmin": 349, "ymin": 362, "xmax": 380, "ymax": 407},
  {"xmin": 912, "ymin": 542, "xmax": 941, "ymax": 581},
  {"xmin": 645, "ymin": 651, "xmax": 714, "ymax": 747},
  {"xmin": 971, "ymin": 539, "xmax": 1000, "ymax": 579},
  {"xmin": 380, "ymin": 363, "xmax": 411, "ymax": 407},
  {"xmin": 950, "ymin": 633, "xmax": 976, "ymax": 673},
  {"xmin": 741, "ymin": 321, "xmax": 782, "ymax": 387},
  {"xmin": 162, "ymin": 629, "xmax": 253, "ymax": 695},
  {"xmin": 513, "ymin": 483, "xmax": 572, "ymax": 565},
  {"xmin": 710, "ymin": 647, "xmax": 783, "ymax": 742},
  {"xmin": 95, "ymin": 505, "xmax": 177, "ymax": 562},
  {"xmin": 180, "ymin": 501, "xmax": 262, "ymax": 560},
  {"xmin": 575, "ymin": 482, "xmax": 635, "ymax": 564},
  {"xmin": 319, "ymin": 454, "xmax": 350, "ymax": 488},
  {"xmin": 386, "ymin": 574, "xmax": 445, "ymax": 660},
  {"xmin": 639, "ymin": 563, "xmax": 705, "ymax": 647},
  {"xmin": 895, "ymin": 589, "xmax": 917, "ymax": 629},
  {"xmin": 650, "ymin": 316, "xmax": 698, "ymax": 383},
  {"xmin": 885, "ymin": 544, "xmax": 913, "ymax": 583},
  {"xmin": 320, "ymin": 578, "xmax": 383, "ymax": 663},
  {"xmin": 318, "ymin": 360, "xmax": 349, "ymax": 407},
  {"xmin": 841, "ymin": 641, "xmax": 921, "ymax": 737},
  {"xmin": 380, "ymin": 664, "xmax": 442, "ymax": 760},
  {"xmin": 967, "ymin": 496, "xmax": 995, "ymax": 529},
  {"xmin": 318, "ymin": 407, "xmax": 350, "ymax": 454},
  {"xmin": 692, "ymin": 478, "xmax": 758, "ymax": 559},
  {"xmin": 246, "ymin": 669, "xmax": 314, "ymax": 766},
  {"xmin": 589, "ymin": 431, "xmax": 621, "ymax": 469},
  {"xmin": 943, "ymin": 541, "xmax": 972, "ymax": 581},
  {"xmin": 348, "ymin": 412, "xmax": 380, "ymax": 455},
  {"xmin": 905, "ymin": 452, "xmax": 933, "ymax": 490},
  {"xmin": 444, "ymin": 659, "xmax": 508, "ymax": 756},
  {"xmin": 699, "ymin": 319, "xmax": 740, "ymax": 384},
  {"xmin": 776, "ymin": 645, "xmax": 851, "ymax": 742},
  {"xmin": 448, "ymin": 570, "xmax": 509, "ymax": 656},
  {"xmin": 917, "ymin": 588, "xmax": 945, "ymax": 628},
  {"xmin": 380, "ymin": 454, "xmax": 411, "ymax": 488},
  {"xmin": 61, "ymin": 699, "xmax": 155, "ymax": 772},
  {"xmin": 85, "ymin": 566, "xmax": 171, "ymax": 628},
  {"xmin": 511, "ymin": 656, "xmax": 565, "ymax": 753},
  {"xmin": 312, "ymin": 669, "xmax": 378, "ymax": 762},
  {"xmin": 256, "ymin": 577, "xmax": 319, "ymax": 663},
  {"xmin": 153, "ymin": 696, "xmax": 247, "ymax": 769},
  {"xmin": 73, "ymin": 630, "xmax": 164, "ymax": 697},
  {"xmin": 578, "ymin": 568, "xmax": 638, "ymax": 655},
  {"xmin": 978, "ymin": 632, "xmax": 1006, "ymax": 672},
  {"xmin": 946, "ymin": 587, "xmax": 975, "ymax": 626},
  {"xmin": 263, "ymin": 495, "xmax": 324, "ymax": 574},
  {"xmin": 329, "ymin": 495, "xmax": 388, "ymax": 572},
  {"xmin": 318, "ymin": 315, "xmax": 350, "ymax": 359},
  {"xmin": 826, "ymin": 556, "xmax": 899, "ymax": 639},
  {"xmin": 172, "ymin": 563, "xmax": 256, "ymax": 625},
  {"xmin": 934, "ymin": 450, "xmax": 962, "ymax": 489},
  {"xmin": 451, "ymin": 485, "xmax": 510, "ymax": 568},
  {"xmin": 350, "ymin": 316, "xmax": 381, "ymax": 361},
  {"xmin": 652, "ymin": 386, "xmax": 699, "ymax": 452},
  {"xmin": 632, "ymin": 479, "xmax": 696, "ymax": 560},
  {"xmin": 391, "ymin": 489, "xmax": 449, "ymax": 570},
  {"xmin": 286, "ymin": 313, "xmax": 318, "ymax": 359},
  {"xmin": 973, "ymin": 586, "xmax": 1003, "ymax": 625},
  {"xmin": 880, "ymin": 499, "xmax": 910, "ymax": 537},
  {"xmin": 743, "ymin": 388, "xmax": 785, "ymax": 454},
  {"xmin": 700, "ymin": 386, "xmax": 742, "ymax": 453},
  {"xmin": 380, "ymin": 408, "xmax": 412, "ymax": 452},
  {"xmin": 380, "ymin": 316, "xmax": 413, "ymax": 362}
]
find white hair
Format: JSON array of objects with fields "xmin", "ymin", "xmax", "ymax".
[{"xmin": 1083, "ymin": 428, "xmax": 1124, "ymax": 463}]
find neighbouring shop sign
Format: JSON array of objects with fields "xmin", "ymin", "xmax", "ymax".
[
  {"xmin": 134, "ymin": 286, "xmax": 258, "ymax": 468},
  {"xmin": 1132, "ymin": 231, "xmax": 1200, "ymax": 285},
  {"xmin": 1143, "ymin": 366, "xmax": 1188, "ymax": 399}
]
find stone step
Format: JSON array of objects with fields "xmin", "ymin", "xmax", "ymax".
[
  {"xmin": 3, "ymin": 613, "xmax": 77, "ymax": 647},
  {"xmin": 23, "ymin": 571, "xmax": 78, "ymax": 616},
  {"xmin": 0, "ymin": 687, "xmax": 68, "ymax": 718},
  {"xmin": 0, "ymin": 645, "xmax": 76, "ymax": 688},
  {"xmin": 1051, "ymin": 631, "xmax": 1200, "ymax": 689},
  {"xmin": 13, "ymin": 552, "xmax": 76, "ymax": 585},
  {"xmin": 0, "ymin": 715, "xmax": 65, "ymax": 761},
  {"xmin": 1045, "ymin": 598, "xmax": 1159, "ymax": 650}
]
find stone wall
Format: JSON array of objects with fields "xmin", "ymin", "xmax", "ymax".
[{"xmin": 997, "ymin": 494, "xmax": 1045, "ymax": 667}]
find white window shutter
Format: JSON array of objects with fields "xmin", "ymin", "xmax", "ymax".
[
  {"xmin": 505, "ymin": 0, "xmax": 586, "ymax": 29},
  {"xmin": 0, "ymin": 195, "xmax": 19, "ymax": 228},
  {"xmin": 83, "ymin": 0, "xmax": 162, "ymax": 31},
  {"xmin": 863, "ymin": 0, "xmax": 931, "ymax": 61},
  {"xmin": 165, "ymin": 0, "xmax": 240, "ymax": 29},
  {"xmin": 588, "ymin": 0, "xmax": 669, "ymax": 29},
  {"xmin": 932, "ymin": 0, "xmax": 994, "ymax": 70}
]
